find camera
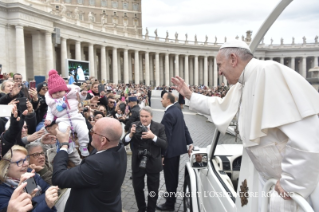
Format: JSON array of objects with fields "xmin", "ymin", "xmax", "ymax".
[
  {"xmin": 135, "ymin": 124, "xmax": 148, "ymax": 137},
  {"xmin": 83, "ymin": 107, "xmax": 88, "ymax": 112},
  {"xmin": 137, "ymin": 149, "xmax": 152, "ymax": 169}
]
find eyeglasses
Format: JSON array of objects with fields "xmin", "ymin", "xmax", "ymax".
[
  {"xmin": 90, "ymin": 105, "xmax": 98, "ymax": 108},
  {"xmin": 28, "ymin": 152, "xmax": 45, "ymax": 158},
  {"xmin": 89, "ymin": 129, "xmax": 110, "ymax": 142},
  {"xmin": 109, "ymin": 102, "xmax": 115, "ymax": 104},
  {"xmin": 3, "ymin": 155, "xmax": 29, "ymax": 167}
]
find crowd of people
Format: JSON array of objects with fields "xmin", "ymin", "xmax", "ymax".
[
  {"xmin": 156, "ymin": 82, "xmax": 229, "ymax": 98},
  {"xmin": 0, "ymin": 70, "xmax": 195, "ymax": 212}
]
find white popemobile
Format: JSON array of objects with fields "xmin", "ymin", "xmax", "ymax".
[{"xmin": 183, "ymin": 0, "xmax": 315, "ymax": 211}]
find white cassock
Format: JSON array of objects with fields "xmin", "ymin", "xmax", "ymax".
[
  {"xmin": 77, "ymin": 67, "xmax": 85, "ymax": 81},
  {"xmin": 189, "ymin": 58, "xmax": 319, "ymax": 212}
]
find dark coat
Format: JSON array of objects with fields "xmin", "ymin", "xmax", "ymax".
[
  {"xmin": 161, "ymin": 105, "xmax": 193, "ymax": 158},
  {"xmin": 0, "ymin": 169, "xmax": 56, "ymax": 212},
  {"xmin": 174, "ymin": 102, "xmax": 181, "ymax": 110},
  {"xmin": 160, "ymin": 90, "xmax": 167, "ymax": 98},
  {"xmin": 1, "ymin": 113, "xmax": 26, "ymax": 157},
  {"xmin": 52, "ymin": 143, "xmax": 127, "ymax": 212},
  {"xmin": 123, "ymin": 120, "xmax": 167, "ymax": 173},
  {"xmin": 193, "ymin": 162, "xmax": 207, "ymax": 167},
  {"xmin": 124, "ymin": 104, "xmax": 140, "ymax": 132}
]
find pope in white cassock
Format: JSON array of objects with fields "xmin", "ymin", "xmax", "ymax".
[
  {"xmin": 172, "ymin": 40, "xmax": 319, "ymax": 212},
  {"xmin": 77, "ymin": 66, "xmax": 85, "ymax": 81}
]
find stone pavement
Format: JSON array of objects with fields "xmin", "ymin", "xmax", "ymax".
[{"xmin": 121, "ymin": 96, "xmax": 217, "ymax": 212}]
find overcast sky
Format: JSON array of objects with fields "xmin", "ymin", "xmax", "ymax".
[{"xmin": 142, "ymin": 0, "xmax": 319, "ymax": 45}]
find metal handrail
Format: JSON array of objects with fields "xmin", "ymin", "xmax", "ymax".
[{"xmin": 261, "ymin": 178, "xmax": 314, "ymax": 212}]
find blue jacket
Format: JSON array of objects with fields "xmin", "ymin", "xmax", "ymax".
[
  {"xmin": 161, "ymin": 105, "xmax": 193, "ymax": 158},
  {"xmin": 0, "ymin": 169, "xmax": 56, "ymax": 212}
]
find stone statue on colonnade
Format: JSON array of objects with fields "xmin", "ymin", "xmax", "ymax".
[
  {"xmin": 154, "ymin": 29, "xmax": 158, "ymax": 37},
  {"xmin": 101, "ymin": 15, "xmax": 106, "ymax": 25},
  {"xmin": 315, "ymin": 36, "xmax": 318, "ymax": 44},
  {"xmin": 88, "ymin": 12, "xmax": 94, "ymax": 22},
  {"xmin": 281, "ymin": 38, "xmax": 284, "ymax": 45},
  {"xmin": 60, "ymin": 2, "xmax": 67, "ymax": 16},
  {"xmin": 74, "ymin": 7, "xmax": 79, "ymax": 20},
  {"xmin": 303, "ymin": 36, "xmax": 307, "ymax": 44},
  {"xmin": 292, "ymin": 37, "xmax": 295, "ymax": 45}
]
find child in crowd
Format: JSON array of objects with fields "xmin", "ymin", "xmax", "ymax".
[{"xmin": 44, "ymin": 70, "xmax": 89, "ymax": 165}]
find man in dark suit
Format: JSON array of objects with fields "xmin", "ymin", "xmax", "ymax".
[
  {"xmin": 157, "ymin": 92, "xmax": 194, "ymax": 211},
  {"xmin": 160, "ymin": 86, "xmax": 167, "ymax": 98},
  {"xmin": 173, "ymin": 95, "xmax": 181, "ymax": 110},
  {"xmin": 193, "ymin": 154, "xmax": 207, "ymax": 167},
  {"xmin": 123, "ymin": 106, "xmax": 167, "ymax": 212},
  {"xmin": 52, "ymin": 117, "xmax": 127, "ymax": 212}
]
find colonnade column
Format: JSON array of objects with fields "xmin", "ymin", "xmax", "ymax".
[
  {"xmin": 291, "ymin": 57, "xmax": 295, "ymax": 70},
  {"xmin": 189, "ymin": 57, "xmax": 193, "ymax": 85},
  {"xmin": 112, "ymin": 47, "xmax": 118, "ymax": 83},
  {"xmin": 175, "ymin": 54, "xmax": 179, "ymax": 77},
  {"xmin": 280, "ymin": 57, "xmax": 284, "ymax": 65},
  {"xmin": 302, "ymin": 57, "xmax": 307, "ymax": 78},
  {"xmin": 117, "ymin": 51, "xmax": 121, "ymax": 83},
  {"xmin": 45, "ymin": 31, "xmax": 54, "ymax": 72},
  {"xmin": 208, "ymin": 58, "xmax": 213, "ymax": 87},
  {"xmin": 179, "ymin": 57, "xmax": 183, "ymax": 79},
  {"xmin": 314, "ymin": 56, "xmax": 318, "ymax": 67},
  {"xmin": 101, "ymin": 46, "xmax": 106, "ymax": 81},
  {"xmin": 165, "ymin": 53, "xmax": 169, "ymax": 86},
  {"xmin": 194, "ymin": 56, "xmax": 198, "ymax": 85},
  {"xmin": 123, "ymin": 49, "xmax": 129, "ymax": 84},
  {"xmin": 139, "ymin": 54, "xmax": 143, "ymax": 84},
  {"xmin": 60, "ymin": 37, "xmax": 67, "ymax": 77},
  {"xmin": 89, "ymin": 44, "xmax": 95, "ymax": 77},
  {"xmin": 75, "ymin": 41, "xmax": 81, "ymax": 60},
  {"xmin": 145, "ymin": 52, "xmax": 150, "ymax": 86},
  {"xmin": 204, "ymin": 56, "xmax": 208, "ymax": 86},
  {"xmin": 213, "ymin": 57, "xmax": 218, "ymax": 87},
  {"xmin": 15, "ymin": 25, "xmax": 26, "ymax": 78},
  {"xmin": 105, "ymin": 49, "xmax": 110, "ymax": 82},
  {"xmin": 169, "ymin": 56, "xmax": 174, "ymax": 83},
  {"xmin": 184, "ymin": 55, "xmax": 189, "ymax": 85},
  {"xmin": 32, "ymin": 31, "xmax": 42, "ymax": 76},
  {"xmin": 134, "ymin": 50, "xmax": 139, "ymax": 84},
  {"xmin": 149, "ymin": 55, "xmax": 154, "ymax": 85},
  {"xmin": 155, "ymin": 53, "xmax": 160, "ymax": 87},
  {"xmin": 128, "ymin": 52, "xmax": 132, "ymax": 82}
]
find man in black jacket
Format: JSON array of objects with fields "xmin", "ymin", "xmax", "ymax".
[
  {"xmin": 52, "ymin": 117, "xmax": 127, "ymax": 212},
  {"xmin": 157, "ymin": 92, "xmax": 193, "ymax": 211},
  {"xmin": 123, "ymin": 106, "xmax": 167, "ymax": 212},
  {"xmin": 124, "ymin": 96, "xmax": 140, "ymax": 132}
]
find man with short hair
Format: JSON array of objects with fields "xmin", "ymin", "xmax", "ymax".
[
  {"xmin": 124, "ymin": 96, "xmax": 140, "ymax": 132},
  {"xmin": 172, "ymin": 40, "xmax": 319, "ymax": 211},
  {"xmin": 123, "ymin": 106, "xmax": 167, "ymax": 212},
  {"xmin": 52, "ymin": 117, "xmax": 127, "ymax": 212},
  {"xmin": 157, "ymin": 92, "xmax": 193, "ymax": 211},
  {"xmin": 192, "ymin": 153, "xmax": 207, "ymax": 167}
]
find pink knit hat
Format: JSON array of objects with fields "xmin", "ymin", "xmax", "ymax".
[{"xmin": 48, "ymin": 70, "xmax": 69, "ymax": 96}]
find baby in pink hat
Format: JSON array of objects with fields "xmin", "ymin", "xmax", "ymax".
[{"xmin": 44, "ymin": 70, "xmax": 89, "ymax": 164}]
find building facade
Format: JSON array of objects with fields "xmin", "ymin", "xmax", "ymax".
[{"xmin": 0, "ymin": 0, "xmax": 318, "ymax": 89}]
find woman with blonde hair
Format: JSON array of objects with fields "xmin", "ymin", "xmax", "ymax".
[{"xmin": 0, "ymin": 145, "xmax": 58, "ymax": 212}]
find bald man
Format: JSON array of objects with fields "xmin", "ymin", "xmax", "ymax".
[{"xmin": 52, "ymin": 118, "xmax": 127, "ymax": 212}]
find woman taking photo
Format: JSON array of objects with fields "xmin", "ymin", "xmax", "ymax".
[{"xmin": 0, "ymin": 145, "xmax": 58, "ymax": 212}]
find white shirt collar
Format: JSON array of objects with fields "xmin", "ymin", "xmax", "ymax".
[{"xmin": 165, "ymin": 104, "xmax": 174, "ymax": 111}]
